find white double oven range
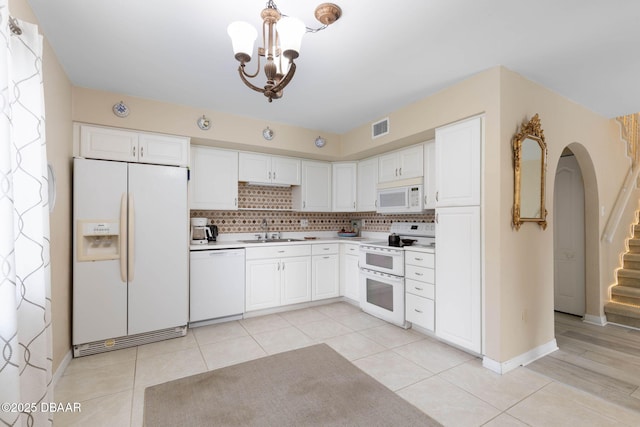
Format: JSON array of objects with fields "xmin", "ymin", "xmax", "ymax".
[{"xmin": 359, "ymin": 222, "xmax": 435, "ymax": 327}]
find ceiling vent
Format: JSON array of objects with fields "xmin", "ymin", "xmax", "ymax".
[{"xmin": 372, "ymin": 118, "xmax": 389, "ymax": 139}]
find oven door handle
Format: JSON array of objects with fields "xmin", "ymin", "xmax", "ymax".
[{"xmin": 360, "ymin": 268, "xmax": 403, "ymax": 283}]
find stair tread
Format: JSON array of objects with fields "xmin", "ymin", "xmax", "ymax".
[
  {"xmin": 617, "ymin": 268, "xmax": 640, "ymax": 278},
  {"xmin": 623, "ymin": 253, "xmax": 640, "ymax": 261},
  {"xmin": 605, "ymin": 301, "xmax": 640, "ymax": 319},
  {"xmin": 611, "ymin": 285, "xmax": 640, "ymax": 297}
]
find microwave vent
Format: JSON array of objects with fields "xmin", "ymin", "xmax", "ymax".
[{"xmin": 372, "ymin": 118, "xmax": 389, "ymax": 139}]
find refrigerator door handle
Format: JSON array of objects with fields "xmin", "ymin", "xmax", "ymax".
[
  {"xmin": 128, "ymin": 194, "xmax": 135, "ymax": 282},
  {"xmin": 119, "ymin": 193, "xmax": 127, "ymax": 282}
]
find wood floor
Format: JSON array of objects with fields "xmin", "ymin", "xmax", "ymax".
[{"xmin": 525, "ymin": 312, "xmax": 640, "ymax": 413}]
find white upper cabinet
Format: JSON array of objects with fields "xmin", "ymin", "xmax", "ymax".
[
  {"xmin": 435, "ymin": 116, "xmax": 481, "ymax": 207},
  {"xmin": 292, "ymin": 160, "xmax": 332, "ymax": 212},
  {"xmin": 190, "ymin": 146, "xmax": 238, "ymax": 210},
  {"xmin": 271, "ymin": 156, "xmax": 301, "ymax": 185},
  {"xmin": 423, "ymin": 140, "xmax": 436, "ymax": 209},
  {"xmin": 79, "ymin": 124, "xmax": 189, "ymax": 167},
  {"xmin": 357, "ymin": 157, "xmax": 378, "ymax": 211},
  {"xmin": 378, "ymin": 145, "xmax": 424, "ymax": 183},
  {"xmin": 238, "ymin": 152, "xmax": 300, "ymax": 186},
  {"xmin": 332, "ymin": 162, "xmax": 357, "ymax": 212}
]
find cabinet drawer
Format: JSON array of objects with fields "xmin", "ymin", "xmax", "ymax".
[
  {"xmin": 312, "ymin": 243, "xmax": 339, "ymax": 255},
  {"xmin": 405, "ymin": 264, "xmax": 434, "ymax": 283},
  {"xmin": 406, "ymin": 293, "xmax": 434, "ymax": 331},
  {"xmin": 405, "ymin": 278, "xmax": 434, "ymax": 299},
  {"xmin": 405, "ymin": 251, "xmax": 434, "ymax": 268},
  {"xmin": 246, "ymin": 245, "xmax": 311, "ymax": 260},
  {"xmin": 341, "ymin": 243, "xmax": 359, "ymax": 255}
]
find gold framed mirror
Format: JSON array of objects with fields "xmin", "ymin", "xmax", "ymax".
[{"xmin": 512, "ymin": 113, "xmax": 548, "ymax": 230}]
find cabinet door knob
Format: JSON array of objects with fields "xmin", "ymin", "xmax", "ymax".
[
  {"xmin": 273, "ymin": 172, "xmax": 276, "ymax": 180},
  {"xmin": 414, "ymin": 257, "xmax": 423, "ymax": 261},
  {"xmin": 414, "ymin": 309, "xmax": 423, "ymax": 314},
  {"xmin": 140, "ymin": 147, "xmax": 144, "ymax": 157},
  {"xmin": 132, "ymin": 146, "xmax": 136, "ymax": 157},
  {"xmin": 415, "ymin": 272, "xmax": 424, "ymax": 276},
  {"xmin": 399, "ymin": 167, "xmax": 402, "ymax": 176},
  {"xmin": 415, "ymin": 287, "xmax": 424, "ymax": 291}
]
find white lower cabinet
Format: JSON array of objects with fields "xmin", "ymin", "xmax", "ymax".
[
  {"xmin": 340, "ymin": 243, "xmax": 360, "ymax": 302},
  {"xmin": 406, "ymin": 293, "xmax": 434, "ymax": 331},
  {"xmin": 312, "ymin": 243, "xmax": 340, "ymax": 300},
  {"xmin": 245, "ymin": 259, "xmax": 281, "ymax": 311},
  {"xmin": 245, "ymin": 245, "xmax": 311, "ymax": 312},
  {"xmin": 282, "ymin": 257, "xmax": 312, "ymax": 305},
  {"xmin": 405, "ymin": 250, "xmax": 435, "ymax": 332},
  {"xmin": 435, "ymin": 206, "xmax": 481, "ymax": 353}
]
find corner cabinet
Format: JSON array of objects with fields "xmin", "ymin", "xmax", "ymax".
[
  {"xmin": 378, "ymin": 145, "xmax": 423, "ymax": 183},
  {"xmin": 357, "ymin": 157, "xmax": 378, "ymax": 211},
  {"xmin": 238, "ymin": 152, "xmax": 300, "ymax": 186},
  {"xmin": 190, "ymin": 146, "xmax": 238, "ymax": 210},
  {"xmin": 292, "ymin": 160, "xmax": 332, "ymax": 212},
  {"xmin": 78, "ymin": 124, "xmax": 189, "ymax": 167},
  {"xmin": 332, "ymin": 163, "xmax": 357, "ymax": 212}
]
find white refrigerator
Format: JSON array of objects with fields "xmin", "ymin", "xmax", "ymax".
[{"xmin": 73, "ymin": 158, "xmax": 188, "ymax": 353}]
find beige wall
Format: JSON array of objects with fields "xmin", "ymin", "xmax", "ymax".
[
  {"xmin": 9, "ymin": 0, "xmax": 73, "ymax": 373},
  {"xmin": 497, "ymin": 69, "xmax": 629, "ymax": 361},
  {"xmin": 72, "ymin": 87, "xmax": 343, "ymax": 161}
]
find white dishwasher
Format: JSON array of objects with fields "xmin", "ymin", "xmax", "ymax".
[{"xmin": 189, "ymin": 249, "xmax": 245, "ymax": 325}]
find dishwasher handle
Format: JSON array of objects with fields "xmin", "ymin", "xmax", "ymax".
[{"xmin": 191, "ymin": 249, "xmax": 245, "ymax": 259}]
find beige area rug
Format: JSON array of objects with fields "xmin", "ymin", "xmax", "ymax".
[{"xmin": 144, "ymin": 343, "xmax": 442, "ymax": 427}]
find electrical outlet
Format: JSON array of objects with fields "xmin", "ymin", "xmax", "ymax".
[{"xmin": 301, "ymin": 219, "xmax": 308, "ymax": 227}]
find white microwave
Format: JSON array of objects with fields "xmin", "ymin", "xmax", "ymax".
[{"xmin": 376, "ymin": 185, "xmax": 424, "ymax": 213}]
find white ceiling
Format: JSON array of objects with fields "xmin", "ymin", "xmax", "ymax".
[{"xmin": 26, "ymin": 0, "xmax": 640, "ymax": 134}]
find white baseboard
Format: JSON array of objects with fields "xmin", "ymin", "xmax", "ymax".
[
  {"xmin": 482, "ymin": 339, "xmax": 558, "ymax": 374},
  {"xmin": 583, "ymin": 314, "xmax": 607, "ymax": 326},
  {"xmin": 52, "ymin": 349, "xmax": 72, "ymax": 390}
]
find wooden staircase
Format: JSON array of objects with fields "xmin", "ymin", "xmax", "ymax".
[{"xmin": 605, "ymin": 222, "xmax": 640, "ymax": 328}]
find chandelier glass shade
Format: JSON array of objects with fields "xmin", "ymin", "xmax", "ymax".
[{"xmin": 227, "ymin": 1, "xmax": 341, "ymax": 102}]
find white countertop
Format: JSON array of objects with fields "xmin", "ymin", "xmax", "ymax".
[
  {"xmin": 189, "ymin": 236, "xmax": 375, "ymax": 251},
  {"xmin": 189, "ymin": 235, "xmax": 434, "ymax": 253}
]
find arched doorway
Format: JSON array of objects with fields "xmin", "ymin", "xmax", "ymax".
[
  {"xmin": 552, "ymin": 143, "xmax": 600, "ymax": 319},
  {"xmin": 554, "ymin": 148, "xmax": 586, "ymax": 315}
]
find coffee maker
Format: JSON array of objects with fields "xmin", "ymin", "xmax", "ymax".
[{"xmin": 190, "ymin": 218, "xmax": 212, "ymax": 245}]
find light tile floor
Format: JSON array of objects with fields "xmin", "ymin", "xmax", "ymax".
[{"xmin": 54, "ymin": 302, "xmax": 640, "ymax": 426}]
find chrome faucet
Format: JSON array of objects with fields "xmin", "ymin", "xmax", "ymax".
[{"xmin": 261, "ymin": 218, "xmax": 268, "ymax": 240}]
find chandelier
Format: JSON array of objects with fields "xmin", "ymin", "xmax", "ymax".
[{"xmin": 227, "ymin": 1, "xmax": 341, "ymax": 102}]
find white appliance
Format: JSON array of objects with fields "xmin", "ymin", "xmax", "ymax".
[
  {"xmin": 73, "ymin": 158, "xmax": 188, "ymax": 356},
  {"xmin": 376, "ymin": 185, "xmax": 424, "ymax": 213},
  {"xmin": 190, "ymin": 249, "xmax": 245, "ymax": 324},
  {"xmin": 190, "ymin": 217, "xmax": 211, "ymax": 244},
  {"xmin": 359, "ymin": 222, "xmax": 435, "ymax": 327}
]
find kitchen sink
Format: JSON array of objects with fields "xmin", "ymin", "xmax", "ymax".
[{"xmin": 239, "ymin": 238, "xmax": 304, "ymax": 243}]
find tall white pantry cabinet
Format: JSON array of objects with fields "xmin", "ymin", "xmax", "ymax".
[{"xmin": 435, "ymin": 116, "xmax": 482, "ymax": 354}]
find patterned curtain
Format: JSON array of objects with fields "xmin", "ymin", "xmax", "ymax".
[{"xmin": 0, "ymin": 3, "xmax": 53, "ymax": 426}]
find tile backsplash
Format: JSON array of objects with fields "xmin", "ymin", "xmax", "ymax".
[{"xmin": 191, "ymin": 183, "xmax": 435, "ymax": 234}]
